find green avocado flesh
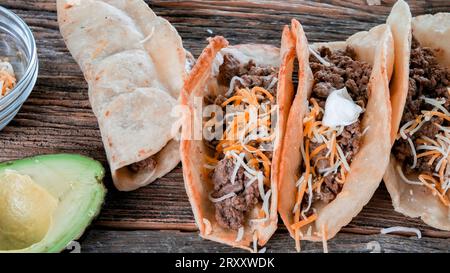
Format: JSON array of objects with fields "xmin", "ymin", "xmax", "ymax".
[{"xmin": 0, "ymin": 154, "xmax": 106, "ymax": 253}]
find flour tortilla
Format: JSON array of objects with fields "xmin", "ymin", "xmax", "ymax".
[
  {"xmin": 181, "ymin": 30, "xmax": 296, "ymax": 250},
  {"xmin": 384, "ymin": 2, "xmax": 450, "ymax": 230},
  {"xmin": 57, "ymin": 0, "xmax": 188, "ymax": 191},
  {"xmin": 279, "ymin": 19, "xmax": 394, "ymax": 241}
]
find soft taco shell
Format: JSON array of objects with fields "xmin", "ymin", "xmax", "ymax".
[
  {"xmin": 181, "ymin": 30, "xmax": 296, "ymax": 250},
  {"xmin": 384, "ymin": 6, "xmax": 450, "ymax": 230},
  {"xmin": 279, "ymin": 19, "xmax": 394, "ymax": 241},
  {"xmin": 57, "ymin": 0, "xmax": 188, "ymax": 191}
]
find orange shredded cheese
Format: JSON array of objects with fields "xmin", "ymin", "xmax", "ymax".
[
  {"xmin": 221, "ymin": 95, "xmax": 245, "ymax": 107},
  {"xmin": 310, "ymin": 143, "xmax": 327, "ymax": 159},
  {"xmin": 204, "ymin": 85, "xmax": 277, "ymax": 225},
  {"xmin": 291, "ymin": 214, "xmax": 317, "ymax": 230},
  {"xmin": 418, "ymin": 174, "xmax": 450, "ymax": 206},
  {"xmin": 424, "ymin": 111, "xmax": 450, "ymax": 122},
  {"xmin": 0, "ymin": 69, "xmax": 16, "ymax": 96}
]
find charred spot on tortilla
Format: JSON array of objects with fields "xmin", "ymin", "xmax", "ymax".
[
  {"xmin": 392, "ymin": 36, "xmax": 450, "ymax": 204},
  {"xmin": 292, "ymin": 46, "xmax": 372, "ymax": 227},
  {"xmin": 204, "ymin": 53, "xmax": 279, "ymax": 230}
]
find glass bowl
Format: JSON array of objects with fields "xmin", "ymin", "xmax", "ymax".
[{"xmin": 0, "ymin": 6, "xmax": 38, "ymax": 131}]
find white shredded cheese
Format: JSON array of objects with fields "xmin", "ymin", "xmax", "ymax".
[
  {"xmin": 321, "ymin": 160, "xmax": 341, "ymax": 177},
  {"xmin": 407, "ymin": 137, "xmax": 418, "ymax": 169},
  {"xmin": 235, "ymin": 227, "xmax": 244, "ymax": 242},
  {"xmin": 380, "ymin": 226, "xmax": 422, "ymax": 239},
  {"xmin": 266, "ymin": 77, "xmax": 278, "ymax": 91},
  {"xmin": 422, "ymin": 97, "xmax": 450, "ymax": 117},
  {"xmin": 0, "ymin": 61, "xmax": 14, "ymax": 75},
  {"xmin": 262, "ymin": 189, "xmax": 272, "ymax": 221},
  {"xmin": 225, "ymin": 76, "xmax": 245, "ymax": 97},
  {"xmin": 399, "ymin": 119, "xmax": 416, "ymax": 140},
  {"xmin": 208, "ymin": 192, "xmax": 236, "ymax": 203},
  {"xmin": 336, "ymin": 143, "xmax": 351, "ymax": 172},
  {"xmin": 252, "ymin": 232, "xmax": 258, "ymax": 253},
  {"xmin": 230, "ymin": 153, "xmax": 245, "ymax": 184},
  {"xmin": 230, "ymin": 151, "xmax": 257, "ymax": 175},
  {"xmin": 295, "ymin": 174, "xmax": 305, "ymax": 187},
  {"xmin": 257, "ymin": 171, "xmax": 265, "ymax": 199},
  {"xmin": 245, "ymin": 175, "xmax": 258, "ymax": 188},
  {"xmin": 309, "ymin": 46, "xmax": 331, "ymax": 67},
  {"xmin": 396, "ymin": 165, "xmax": 422, "ymax": 185},
  {"xmin": 321, "ymin": 225, "xmax": 329, "ymax": 253}
]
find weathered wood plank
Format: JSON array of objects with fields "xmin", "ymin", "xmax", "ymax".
[
  {"xmin": 79, "ymin": 229, "xmax": 450, "ymax": 253},
  {"xmin": 94, "ymin": 175, "xmax": 450, "ymax": 239},
  {"xmin": 0, "ymin": 0, "xmax": 449, "ymax": 252}
]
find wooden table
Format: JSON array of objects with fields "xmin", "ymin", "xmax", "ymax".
[{"xmin": 1, "ymin": 0, "xmax": 449, "ymax": 253}]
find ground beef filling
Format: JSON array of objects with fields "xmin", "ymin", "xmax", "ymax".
[
  {"xmin": 393, "ymin": 37, "xmax": 450, "ymax": 174},
  {"xmin": 211, "ymin": 159, "xmax": 260, "ymax": 230},
  {"xmin": 128, "ymin": 156, "xmax": 157, "ymax": 173},
  {"xmin": 208, "ymin": 54, "xmax": 278, "ymax": 230},
  {"xmin": 306, "ymin": 47, "xmax": 371, "ymax": 204},
  {"xmin": 217, "ymin": 53, "xmax": 278, "ymax": 96}
]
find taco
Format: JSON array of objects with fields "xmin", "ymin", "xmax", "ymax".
[
  {"xmin": 57, "ymin": 0, "xmax": 190, "ymax": 191},
  {"xmin": 384, "ymin": 0, "xmax": 450, "ymax": 230},
  {"xmin": 278, "ymin": 19, "xmax": 394, "ymax": 251},
  {"xmin": 180, "ymin": 25, "xmax": 297, "ymax": 251}
]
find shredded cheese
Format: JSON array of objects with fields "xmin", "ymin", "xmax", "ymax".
[
  {"xmin": 252, "ymin": 232, "xmax": 258, "ymax": 253},
  {"xmin": 0, "ymin": 61, "xmax": 16, "ymax": 97},
  {"xmin": 380, "ymin": 226, "xmax": 421, "ymax": 239},
  {"xmin": 395, "ymin": 97, "xmax": 450, "ymax": 205},
  {"xmin": 309, "ymin": 46, "xmax": 331, "ymax": 67},
  {"xmin": 321, "ymin": 225, "xmax": 329, "ymax": 253},
  {"xmin": 291, "ymin": 92, "xmax": 365, "ymax": 232},
  {"xmin": 230, "ymin": 153, "xmax": 245, "ymax": 184},
  {"xmin": 225, "ymin": 76, "xmax": 245, "ymax": 96},
  {"xmin": 208, "ymin": 192, "xmax": 236, "ymax": 203},
  {"xmin": 235, "ymin": 227, "xmax": 244, "ymax": 242},
  {"xmin": 204, "ymin": 84, "xmax": 277, "ymax": 230},
  {"xmin": 396, "ymin": 165, "xmax": 422, "ymax": 185},
  {"xmin": 290, "ymin": 214, "xmax": 317, "ymax": 230}
]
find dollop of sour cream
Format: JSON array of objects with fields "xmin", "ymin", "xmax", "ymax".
[{"xmin": 322, "ymin": 87, "xmax": 363, "ymax": 128}]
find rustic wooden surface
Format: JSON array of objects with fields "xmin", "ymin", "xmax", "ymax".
[{"xmin": 1, "ymin": 0, "xmax": 449, "ymax": 253}]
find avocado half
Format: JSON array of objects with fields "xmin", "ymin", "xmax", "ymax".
[{"xmin": 0, "ymin": 154, "xmax": 106, "ymax": 253}]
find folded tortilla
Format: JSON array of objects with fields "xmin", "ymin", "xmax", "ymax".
[
  {"xmin": 278, "ymin": 19, "xmax": 393, "ymax": 248},
  {"xmin": 180, "ymin": 26, "xmax": 296, "ymax": 251},
  {"xmin": 384, "ymin": 0, "xmax": 450, "ymax": 230},
  {"xmin": 57, "ymin": 0, "xmax": 189, "ymax": 191}
]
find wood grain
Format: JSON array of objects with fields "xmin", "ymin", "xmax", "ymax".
[
  {"xmin": 0, "ymin": 0, "xmax": 449, "ymax": 252},
  {"xmin": 80, "ymin": 229, "xmax": 449, "ymax": 253}
]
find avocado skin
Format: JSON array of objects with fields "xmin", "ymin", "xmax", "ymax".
[{"xmin": 0, "ymin": 154, "xmax": 107, "ymax": 253}]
